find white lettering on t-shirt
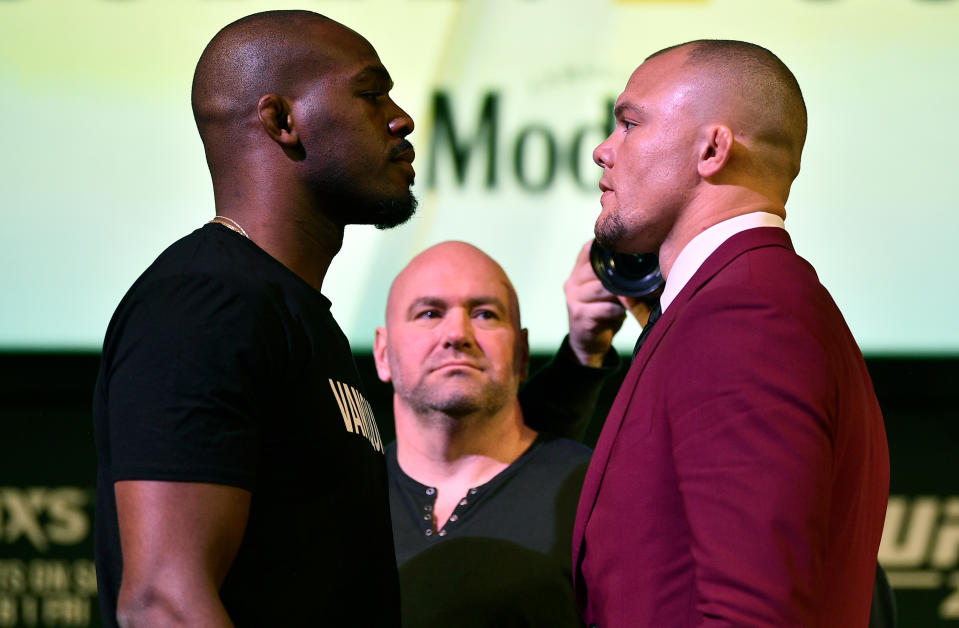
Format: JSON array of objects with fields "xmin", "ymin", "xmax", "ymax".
[
  {"xmin": 342, "ymin": 385, "xmax": 365, "ymax": 438},
  {"xmin": 357, "ymin": 393, "xmax": 383, "ymax": 453},
  {"xmin": 327, "ymin": 379, "xmax": 384, "ymax": 453},
  {"xmin": 328, "ymin": 380, "xmax": 354, "ymax": 433}
]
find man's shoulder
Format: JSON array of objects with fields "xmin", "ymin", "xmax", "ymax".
[
  {"xmin": 385, "ymin": 440, "xmax": 399, "ymax": 470},
  {"xmin": 523, "ymin": 434, "xmax": 592, "ymax": 471},
  {"xmin": 114, "ymin": 225, "xmax": 329, "ymax": 326},
  {"xmin": 679, "ymin": 230, "xmax": 824, "ymax": 317},
  {"xmin": 535, "ymin": 433, "xmax": 592, "ymax": 456},
  {"xmin": 140, "ymin": 225, "xmax": 282, "ymax": 289}
]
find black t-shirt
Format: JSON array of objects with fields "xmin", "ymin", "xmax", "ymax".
[
  {"xmin": 93, "ymin": 223, "xmax": 399, "ymax": 626},
  {"xmin": 388, "ymin": 435, "xmax": 592, "ymax": 628}
]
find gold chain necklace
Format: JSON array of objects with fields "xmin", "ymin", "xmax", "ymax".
[{"xmin": 207, "ymin": 215, "xmax": 249, "ymax": 238}]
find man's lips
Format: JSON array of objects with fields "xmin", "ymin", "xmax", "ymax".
[
  {"xmin": 391, "ymin": 141, "xmax": 415, "ymax": 182},
  {"xmin": 431, "ymin": 360, "xmax": 482, "ymax": 373},
  {"xmin": 599, "ymin": 179, "xmax": 614, "ymax": 206},
  {"xmin": 391, "ymin": 140, "xmax": 415, "ymax": 163}
]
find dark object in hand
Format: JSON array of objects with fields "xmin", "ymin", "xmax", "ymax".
[{"xmin": 589, "ymin": 240, "xmax": 664, "ymax": 298}]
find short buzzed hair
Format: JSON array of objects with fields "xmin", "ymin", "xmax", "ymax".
[
  {"xmin": 670, "ymin": 40, "xmax": 806, "ymax": 132},
  {"xmin": 652, "ymin": 40, "xmax": 807, "ymax": 185}
]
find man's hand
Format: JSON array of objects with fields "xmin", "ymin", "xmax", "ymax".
[
  {"xmin": 565, "ymin": 242, "xmax": 625, "ymax": 366},
  {"xmin": 565, "ymin": 241, "xmax": 658, "ymax": 366}
]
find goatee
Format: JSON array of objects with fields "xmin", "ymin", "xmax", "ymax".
[
  {"xmin": 374, "ymin": 191, "xmax": 418, "ymax": 230},
  {"xmin": 594, "ymin": 210, "xmax": 627, "ymax": 252}
]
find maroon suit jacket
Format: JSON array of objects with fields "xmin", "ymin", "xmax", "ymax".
[{"xmin": 573, "ymin": 228, "xmax": 889, "ymax": 627}]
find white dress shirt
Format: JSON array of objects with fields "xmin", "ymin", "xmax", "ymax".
[{"xmin": 659, "ymin": 212, "xmax": 785, "ymax": 313}]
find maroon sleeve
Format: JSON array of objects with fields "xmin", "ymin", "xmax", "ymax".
[{"xmin": 667, "ymin": 288, "xmax": 835, "ymax": 626}]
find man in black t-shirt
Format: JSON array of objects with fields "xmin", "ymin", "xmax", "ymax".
[
  {"xmin": 372, "ymin": 241, "xmax": 641, "ymax": 627},
  {"xmin": 94, "ymin": 10, "xmax": 416, "ymax": 627}
]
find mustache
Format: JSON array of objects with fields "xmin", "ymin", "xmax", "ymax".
[{"xmin": 390, "ymin": 140, "xmax": 415, "ymax": 159}]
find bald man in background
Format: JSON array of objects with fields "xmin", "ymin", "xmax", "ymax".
[
  {"xmin": 575, "ymin": 40, "xmax": 889, "ymax": 626},
  {"xmin": 375, "ymin": 241, "xmax": 635, "ymax": 627},
  {"xmin": 93, "ymin": 11, "xmax": 415, "ymax": 626}
]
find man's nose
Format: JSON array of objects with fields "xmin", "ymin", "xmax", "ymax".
[
  {"xmin": 441, "ymin": 310, "xmax": 475, "ymax": 350},
  {"xmin": 388, "ymin": 99, "xmax": 415, "ymax": 137},
  {"xmin": 593, "ymin": 133, "xmax": 615, "ymax": 168}
]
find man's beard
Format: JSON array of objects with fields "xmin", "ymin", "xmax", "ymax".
[
  {"xmin": 325, "ymin": 188, "xmax": 418, "ymax": 230},
  {"xmin": 372, "ymin": 190, "xmax": 418, "ymax": 230},
  {"xmin": 393, "ymin": 370, "xmax": 514, "ymax": 421},
  {"xmin": 594, "ymin": 209, "xmax": 627, "ymax": 252}
]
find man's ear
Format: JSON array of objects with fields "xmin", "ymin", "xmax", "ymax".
[
  {"xmin": 373, "ymin": 327, "xmax": 393, "ymax": 383},
  {"xmin": 698, "ymin": 123, "xmax": 733, "ymax": 179},
  {"xmin": 517, "ymin": 328, "xmax": 530, "ymax": 384},
  {"xmin": 257, "ymin": 94, "xmax": 304, "ymax": 159}
]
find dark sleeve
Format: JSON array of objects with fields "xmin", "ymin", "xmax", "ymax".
[
  {"xmin": 518, "ymin": 335, "xmax": 620, "ymax": 441},
  {"xmin": 104, "ymin": 273, "xmax": 281, "ymax": 489},
  {"xmin": 870, "ymin": 563, "xmax": 896, "ymax": 628}
]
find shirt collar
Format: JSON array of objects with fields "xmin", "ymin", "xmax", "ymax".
[{"xmin": 659, "ymin": 212, "xmax": 785, "ymax": 312}]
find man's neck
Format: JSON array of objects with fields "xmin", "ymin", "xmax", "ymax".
[
  {"xmin": 394, "ymin": 400, "xmax": 538, "ymax": 530},
  {"xmin": 212, "ymin": 175, "xmax": 344, "ymax": 292},
  {"xmin": 659, "ymin": 187, "xmax": 786, "ymax": 279},
  {"xmin": 394, "ymin": 401, "xmax": 537, "ymax": 489}
]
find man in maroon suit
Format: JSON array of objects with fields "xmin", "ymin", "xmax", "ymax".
[{"xmin": 574, "ymin": 40, "xmax": 889, "ymax": 627}]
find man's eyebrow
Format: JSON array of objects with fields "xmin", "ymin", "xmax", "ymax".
[
  {"xmin": 405, "ymin": 295, "xmax": 506, "ymax": 314},
  {"xmin": 466, "ymin": 296, "xmax": 507, "ymax": 311},
  {"xmin": 406, "ymin": 296, "xmax": 445, "ymax": 314},
  {"xmin": 614, "ymin": 102, "xmax": 646, "ymax": 120},
  {"xmin": 352, "ymin": 65, "xmax": 393, "ymax": 89}
]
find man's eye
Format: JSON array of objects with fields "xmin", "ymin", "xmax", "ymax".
[
  {"xmin": 416, "ymin": 310, "xmax": 440, "ymax": 319},
  {"xmin": 623, "ymin": 121, "xmax": 637, "ymax": 132},
  {"xmin": 474, "ymin": 310, "xmax": 498, "ymax": 320},
  {"xmin": 361, "ymin": 92, "xmax": 384, "ymax": 102}
]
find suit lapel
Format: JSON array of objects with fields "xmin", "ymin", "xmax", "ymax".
[{"xmin": 572, "ymin": 289, "xmax": 676, "ymax": 606}]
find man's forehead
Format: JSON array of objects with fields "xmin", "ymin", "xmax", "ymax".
[
  {"xmin": 618, "ymin": 57, "xmax": 698, "ymax": 112},
  {"xmin": 396, "ymin": 269, "xmax": 513, "ymax": 304},
  {"xmin": 388, "ymin": 257, "xmax": 513, "ymax": 316},
  {"xmin": 298, "ymin": 20, "xmax": 381, "ymax": 72},
  {"xmin": 626, "ymin": 47, "xmax": 690, "ymax": 86}
]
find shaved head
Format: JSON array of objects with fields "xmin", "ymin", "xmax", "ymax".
[
  {"xmin": 654, "ymin": 40, "xmax": 808, "ymax": 186},
  {"xmin": 386, "ymin": 242, "xmax": 522, "ymax": 331},
  {"xmin": 191, "ymin": 10, "xmax": 372, "ymax": 166},
  {"xmin": 192, "ymin": 11, "xmax": 342, "ymax": 142}
]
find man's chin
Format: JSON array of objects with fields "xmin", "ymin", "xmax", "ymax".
[
  {"xmin": 374, "ymin": 191, "xmax": 418, "ymax": 230},
  {"xmin": 594, "ymin": 214, "xmax": 628, "ymax": 252},
  {"xmin": 432, "ymin": 399, "xmax": 485, "ymax": 418},
  {"xmin": 595, "ymin": 212, "xmax": 660, "ymax": 255},
  {"xmin": 593, "ymin": 232, "xmax": 618, "ymax": 252},
  {"xmin": 408, "ymin": 382, "xmax": 503, "ymax": 419}
]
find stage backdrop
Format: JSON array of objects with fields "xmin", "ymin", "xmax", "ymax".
[
  {"xmin": 1, "ymin": 354, "xmax": 958, "ymax": 627},
  {"xmin": 1, "ymin": 0, "xmax": 958, "ymax": 355},
  {"xmin": 2, "ymin": 0, "xmax": 958, "ymax": 627}
]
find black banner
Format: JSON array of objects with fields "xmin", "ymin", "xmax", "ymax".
[{"xmin": 1, "ymin": 353, "xmax": 956, "ymax": 626}]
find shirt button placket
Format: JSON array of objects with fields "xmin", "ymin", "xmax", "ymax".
[{"xmin": 423, "ymin": 487, "xmax": 437, "ymax": 536}]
